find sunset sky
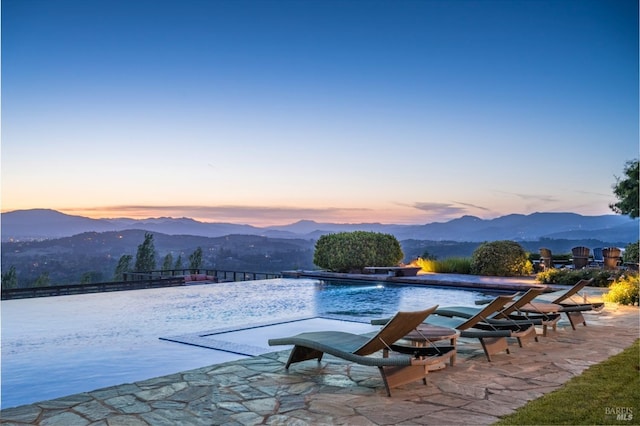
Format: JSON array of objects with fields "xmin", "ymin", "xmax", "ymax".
[{"xmin": 2, "ymin": 0, "xmax": 638, "ymax": 226}]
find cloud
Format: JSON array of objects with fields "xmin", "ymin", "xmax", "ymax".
[
  {"xmin": 410, "ymin": 202, "xmax": 468, "ymax": 216},
  {"xmin": 574, "ymin": 189, "xmax": 613, "ymax": 198},
  {"xmin": 496, "ymin": 191, "xmax": 559, "ymax": 203},
  {"xmin": 451, "ymin": 201, "xmax": 491, "ymax": 211}
]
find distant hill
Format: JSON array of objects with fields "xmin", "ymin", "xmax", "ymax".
[
  {"xmin": 1, "ymin": 230, "xmax": 316, "ymax": 285},
  {"xmin": 1, "ymin": 208, "xmax": 638, "ymax": 244},
  {"xmin": 2, "ymin": 211, "xmax": 636, "ymax": 287}
]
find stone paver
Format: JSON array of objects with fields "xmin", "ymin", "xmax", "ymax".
[{"xmin": 1, "ymin": 303, "xmax": 638, "ymax": 425}]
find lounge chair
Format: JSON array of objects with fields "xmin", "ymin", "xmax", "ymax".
[
  {"xmin": 519, "ymin": 279, "xmax": 604, "ymax": 329},
  {"xmin": 268, "ymin": 306, "xmax": 456, "ymax": 396},
  {"xmin": 436, "ymin": 288, "xmax": 561, "ymax": 336},
  {"xmin": 372, "ymin": 295, "xmax": 537, "ymax": 362}
]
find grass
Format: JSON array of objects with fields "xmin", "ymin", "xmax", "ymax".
[{"xmin": 494, "ymin": 339, "xmax": 640, "ymax": 425}]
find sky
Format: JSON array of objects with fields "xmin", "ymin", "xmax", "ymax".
[{"xmin": 2, "ymin": 0, "xmax": 638, "ymax": 227}]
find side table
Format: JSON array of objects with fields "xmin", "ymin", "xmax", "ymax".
[{"xmin": 401, "ymin": 324, "xmax": 460, "ymax": 368}]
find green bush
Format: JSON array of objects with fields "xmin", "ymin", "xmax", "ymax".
[
  {"xmin": 470, "ymin": 240, "xmax": 533, "ymax": 276},
  {"xmin": 536, "ymin": 268, "xmax": 625, "ymax": 287},
  {"xmin": 313, "ymin": 231, "xmax": 403, "ymax": 273},
  {"xmin": 623, "ymin": 240, "xmax": 639, "ymax": 264},
  {"xmin": 604, "ymin": 274, "xmax": 639, "ymax": 305}
]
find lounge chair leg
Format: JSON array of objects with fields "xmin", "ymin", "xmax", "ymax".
[
  {"xmin": 450, "ymin": 337, "xmax": 457, "ymax": 366},
  {"xmin": 285, "ymin": 346, "xmax": 324, "ymax": 368},
  {"xmin": 515, "ymin": 326, "xmax": 539, "ymax": 347},
  {"xmin": 378, "ymin": 367, "xmax": 392, "ymax": 397},
  {"xmin": 566, "ymin": 311, "xmax": 586, "ymax": 329},
  {"xmin": 479, "ymin": 337, "xmax": 509, "ymax": 362},
  {"xmin": 378, "ymin": 365, "xmax": 428, "ymax": 397},
  {"xmin": 542, "ymin": 316, "xmax": 560, "ymax": 335}
]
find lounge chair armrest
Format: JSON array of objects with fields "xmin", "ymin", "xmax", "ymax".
[{"xmin": 371, "ymin": 318, "xmax": 392, "ymax": 326}]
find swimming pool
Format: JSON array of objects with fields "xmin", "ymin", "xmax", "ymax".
[{"xmin": 1, "ymin": 278, "xmax": 492, "ymax": 409}]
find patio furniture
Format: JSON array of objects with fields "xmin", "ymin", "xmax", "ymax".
[
  {"xmin": 268, "ymin": 306, "xmax": 456, "ymax": 396},
  {"xmin": 539, "ymin": 248, "xmax": 553, "ymax": 269},
  {"xmin": 373, "ymin": 295, "xmax": 538, "ymax": 362},
  {"xmin": 519, "ymin": 279, "xmax": 603, "ymax": 329},
  {"xmin": 603, "ymin": 247, "xmax": 622, "ymax": 270},
  {"xmin": 590, "ymin": 247, "xmax": 604, "ymax": 268},
  {"xmin": 571, "ymin": 246, "xmax": 590, "ymax": 269},
  {"xmin": 438, "ymin": 288, "xmax": 561, "ymax": 336},
  {"xmin": 397, "ymin": 324, "xmax": 460, "ymax": 368}
]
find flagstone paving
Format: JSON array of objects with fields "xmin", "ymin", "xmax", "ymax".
[{"xmin": 1, "ymin": 303, "xmax": 638, "ymax": 425}]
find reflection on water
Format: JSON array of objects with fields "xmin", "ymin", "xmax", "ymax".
[{"xmin": 1, "ymin": 278, "xmax": 489, "ymax": 409}]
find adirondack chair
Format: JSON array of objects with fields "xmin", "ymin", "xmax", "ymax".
[
  {"xmin": 590, "ymin": 247, "xmax": 604, "ymax": 267},
  {"xmin": 539, "ymin": 248, "xmax": 553, "ymax": 269},
  {"xmin": 571, "ymin": 246, "xmax": 590, "ymax": 269},
  {"xmin": 603, "ymin": 247, "xmax": 622, "ymax": 270}
]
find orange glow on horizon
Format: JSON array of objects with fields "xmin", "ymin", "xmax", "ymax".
[{"xmin": 6, "ymin": 205, "xmax": 444, "ymax": 227}]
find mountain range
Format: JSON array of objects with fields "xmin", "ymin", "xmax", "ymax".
[{"xmin": 2, "ymin": 208, "xmax": 638, "ymax": 244}]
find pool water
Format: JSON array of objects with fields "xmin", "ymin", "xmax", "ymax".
[{"xmin": 1, "ymin": 278, "xmax": 490, "ymax": 409}]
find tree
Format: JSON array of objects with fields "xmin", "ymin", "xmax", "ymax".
[
  {"xmin": 313, "ymin": 231, "xmax": 404, "ymax": 272},
  {"xmin": 189, "ymin": 247, "xmax": 203, "ymax": 270},
  {"xmin": 33, "ymin": 272, "xmax": 50, "ymax": 287},
  {"xmin": 1, "ymin": 265, "xmax": 18, "ymax": 290},
  {"xmin": 623, "ymin": 241, "xmax": 639, "ymax": 265},
  {"xmin": 135, "ymin": 232, "xmax": 156, "ymax": 271},
  {"xmin": 420, "ymin": 250, "xmax": 437, "ymax": 260},
  {"xmin": 114, "ymin": 254, "xmax": 132, "ymax": 280},
  {"xmin": 80, "ymin": 271, "xmax": 103, "ymax": 284},
  {"xmin": 162, "ymin": 253, "xmax": 174, "ymax": 271},
  {"xmin": 174, "ymin": 254, "xmax": 184, "ymax": 270},
  {"xmin": 610, "ymin": 159, "xmax": 639, "ymax": 219}
]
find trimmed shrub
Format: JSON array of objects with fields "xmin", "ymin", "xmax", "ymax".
[
  {"xmin": 470, "ymin": 240, "xmax": 533, "ymax": 277},
  {"xmin": 313, "ymin": 231, "xmax": 403, "ymax": 273},
  {"xmin": 604, "ymin": 274, "xmax": 639, "ymax": 306}
]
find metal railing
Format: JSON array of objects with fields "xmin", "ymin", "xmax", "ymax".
[
  {"xmin": 2, "ymin": 269, "xmax": 283, "ymax": 300},
  {"xmin": 1, "ymin": 277, "xmax": 185, "ymax": 300},
  {"xmin": 123, "ymin": 269, "xmax": 282, "ymax": 282}
]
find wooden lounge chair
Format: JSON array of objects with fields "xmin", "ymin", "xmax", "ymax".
[
  {"xmin": 372, "ymin": 295, "xmax": 537, "ymax": 362},
  {"xmin": 268, "ymin": 306, "xmax": 456, "ymax": 396},
  {"xmin": 519, "ymin": 279, "xmax": 604, "ymax": 329},
  {"xmin": 436, "ymin": 288, "xmax": 561, "ymax": 336}
]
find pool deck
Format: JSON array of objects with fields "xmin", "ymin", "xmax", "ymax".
[{"xmin": 2, "ymin": 282, "xmax": 638, "ymax": 425}]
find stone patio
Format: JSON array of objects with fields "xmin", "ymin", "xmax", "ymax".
[{"xmin": 1, "ymin": 303, "xmax": 638, "ymax": 425}]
